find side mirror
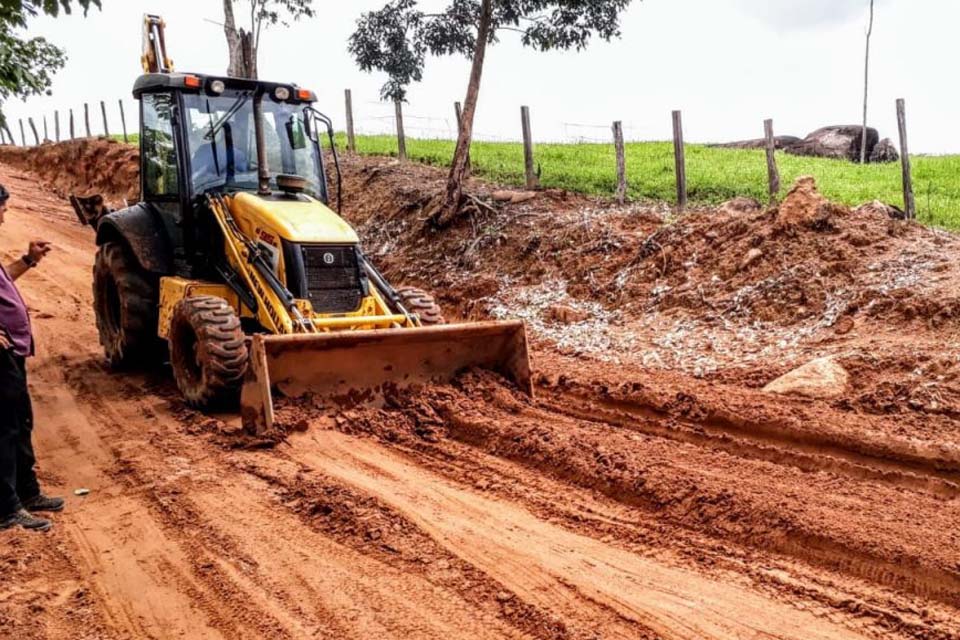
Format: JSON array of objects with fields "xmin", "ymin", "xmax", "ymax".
[{"xmin": 285, "ymin": 116, "xmax": 307, "ymax": 150}]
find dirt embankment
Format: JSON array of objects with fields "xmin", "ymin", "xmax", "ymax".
[{"xmin": 0, "ymin": 138, "xmax": 139, "ymax": 206}]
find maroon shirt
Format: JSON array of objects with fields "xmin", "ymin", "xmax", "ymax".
[{"xmin": 0, "ymin": 263, "xmax": 33, "ymax": 357}]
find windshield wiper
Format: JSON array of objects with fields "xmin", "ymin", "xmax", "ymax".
[{"xmin": 204, "ymin": 92, "xmax": 251, "ymax": 141}]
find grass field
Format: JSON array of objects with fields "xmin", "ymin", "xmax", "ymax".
[
  {"xmin": 113, "ymin": 132, "xmax": 960, "ymax": 228},
  {"xmin": 337, "ymin": 134, "xmax": 960, "ymax": 229}
]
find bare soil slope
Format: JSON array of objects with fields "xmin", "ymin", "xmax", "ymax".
[{"xmin": 0, "ymin": 142, "xmax": 958, "ymax": 639}]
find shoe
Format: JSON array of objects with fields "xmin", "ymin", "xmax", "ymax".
[
  {"xmin": 0, "ymin": 509, "xmax": 52, "ymax": 532},
  {"xmin": 22, "ymin": 494, "xmax": 65, "ymax": 513}
]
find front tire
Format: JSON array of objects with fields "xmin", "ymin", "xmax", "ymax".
[
  {"xmin": 169, "ymin": 296, "xmax": 248, "ymax": 409},
  {"xmin": 397, "ymin": 286, "xmax": 446, "ymax": 325},
  {"xmin": 92, "ymin": 242, "xmax": 159, "ymax": 368}
]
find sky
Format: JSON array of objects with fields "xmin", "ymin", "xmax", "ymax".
[{"xmin": 4, "ymin": 0, "xmax": 958, "ymax": 154}]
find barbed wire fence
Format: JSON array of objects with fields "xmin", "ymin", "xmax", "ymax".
[{"xmin": 0, "ymin": 88, "xmax": 919, "ymax": 219}]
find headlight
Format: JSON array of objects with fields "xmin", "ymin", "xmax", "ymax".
[
  {"xmin": 274, "ymin": 86, "xmax": 291, "ymax": 101},
  {"xmin": 210, "ymin": 80, "xmax": 226, "ymax": 94}
]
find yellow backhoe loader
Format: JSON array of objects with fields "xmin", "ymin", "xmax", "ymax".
[{"xmin": 76, "ymin": 15, "xmax": 531, "ymax": 434}]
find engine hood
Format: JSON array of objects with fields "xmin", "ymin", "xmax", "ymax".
[{"xmin": 229, "ymin": 191, "xmax": 359, "ymax": 244}]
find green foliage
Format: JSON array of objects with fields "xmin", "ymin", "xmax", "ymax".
[
  {"xmin": 349, "ymin": 0, "xmax": 634, "ymax": 101},
  {"xmin": 335, "ymin": 133, "xmax": 960, "ymax": 229},
  {"xmin": 250, "ymin": 0, "xmax": 314, "ymax": 28}
]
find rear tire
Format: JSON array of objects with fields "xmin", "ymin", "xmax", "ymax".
[
  {"xmin": 397, "ymin": 286, "xmax": 446, "ymax": 325},
  {"xmin": 169, "ymin": 296, "xmax": 248, "ymax": 409},
  {"xmin": 92, "ymin": 242, "xmax": 159, "ymax": 368}
]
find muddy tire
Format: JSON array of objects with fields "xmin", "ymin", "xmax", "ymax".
[
  {"xmin": 93, "ymin": 242, "xmax": 159, "ymax": 368},
  {"xmin": 397, "ymin": 286, "xmax": 446, "ymax": 325},
  {"xmin": 168, "ymin": 296, "xmax": 248, "ymax": 409}
]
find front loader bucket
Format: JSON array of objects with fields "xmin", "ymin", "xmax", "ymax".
[{"xmin": 240, "ymin": 321, "xmax": 532, "ymax": 434}]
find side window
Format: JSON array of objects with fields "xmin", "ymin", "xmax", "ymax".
[{"xmin": 141, "ymin": 93, "xmax": 179, "ymax": 198}]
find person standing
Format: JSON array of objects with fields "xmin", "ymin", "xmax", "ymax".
[{"xmin": 0, "ymin": 183, "xmax": 64, "ymax": 532}]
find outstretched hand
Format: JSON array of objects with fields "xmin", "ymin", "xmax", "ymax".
[
  {"xmin": 0, "ymin": 331, "xmax": 11, "ymax": 351},
  {"xmin": 27, "ymin": 240, "xmax": 52, "ymax": 265}
]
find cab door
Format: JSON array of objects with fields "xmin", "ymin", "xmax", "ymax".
[{"xmin": 140, "ymin": 92, "xmax": 191, "ymax": 276}]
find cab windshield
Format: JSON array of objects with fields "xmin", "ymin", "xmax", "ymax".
[{"xmin": 183, "ymin": 93, "xmax": 324, "ymax": 198}]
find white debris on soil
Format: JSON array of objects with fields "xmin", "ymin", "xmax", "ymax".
[{"xmin": 484, "ymin": 277, "xmax": 636, "ymax": 362}]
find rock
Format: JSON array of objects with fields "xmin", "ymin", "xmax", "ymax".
[
  {"xmin": 718, "ymin": 197, "xmax": 762, "ymax": 216},
  {"xmin": 869, "ymin": 138, "xmax": 899, "ymax": 163},
  {"xmin": 777, "ymin": 176, "xmax": 848, "ymax": 228},
  {"xmin": 739, "ymin": 248, "xmax": 763, "ymax": 272},
  {"xmin": 855, "ymin": 200, "xmax": 906, "ymax": 220},
  {"xmin": 785, "ymin": 125, "xmax": 879, "ymax": 162},
  {"xmin": 546, "ymin": 304, "xmax": 590, "ymax": 325},
  {"xmin": 711, "ymin": 136, "xmax": 801, "ymax": 150},
  {"xmin": 495, "ymin": 591, "xmax": 515, "ymax": 603},
  {"xmin": 763, "ymin": 357, "xmax": 850, "ymax": 399}
]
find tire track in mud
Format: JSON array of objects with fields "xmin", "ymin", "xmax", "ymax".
[
  {"xmin": 352, "ymin": 432, "xmax": 958, "ymax": 640},
  {"xmin": 287, "ymin": 371, "xmax": 960, "ymax": 619},
  {"xmin": 536, "ymin": 377, "xmax": 960, "ymax": 493},
  {"xmin": 452, "ymin": 383, "xmax": 960, "ymax": 608},
  {"xmin": 59, "ymin": 360, "xmax": 544, "ymax": 640},
  {"xmin": 279, "ymin": 430, "xmax": 869, "ymax": 640}
]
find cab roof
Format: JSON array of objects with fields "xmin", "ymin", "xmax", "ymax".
[{"xmin": 132, "ymin": 73, "xmax": 316, "ymax": 103}]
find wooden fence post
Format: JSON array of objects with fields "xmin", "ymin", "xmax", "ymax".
[
  {"xmin": 454, "ymin": 101, "xmax": 471, "ymax": 173},
  {"xmin": 896, "ymin": 98, "xmax": 915, "ymax": 220},
  {"xmin": 43, "ymin": 116, "xmax": 49, "ymax": 142},
  {"xmin": 69, "ymin": 109, "xmax": 75, "ymax": 139},
  {"xmin": 344, "ymin": 89, "xmax": 356, "ymax": 152},
  {"xmin": 27, "ymin": 118, "xmax": 39, "ymax": 145},
  {"xmin": 100, "ymin": 100, "xmax": 109, "ymax": 137},
  {"xmin": 612, "ymin": 120, "xmax": 626, "ymax": 204},
  {"xmin": 84, "ymin": 103, "xmax": 91, "ymax": 137},
  {"xmin": 763, "ymin": 119, "xmax": 780, "ymax": 203},
  {"xmin": 118, "ymin": 100, "xmax": 128, "ymax": 143},
  {"xmin": 19, "ymin": 120, "xmax": 26, "ymax": 146},
  {"xmin": 394, "ymin": 99, "xmax": 406, "ymax": 161},
  {"xmin": 54, "ymin": 111, "xmax": 60, "ymax": 142},
  {"xmin": 521, "ymin": 105, "xmax": 539, "ymax": 190},
  {"xmin": 672, "ymin": 110, "xmax": 687, "ymax": 211}
]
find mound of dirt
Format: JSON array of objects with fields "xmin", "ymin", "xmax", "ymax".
[
  {"xmin": 627, "ymin": 176, "xmax": 960, "ymax": 330},
  {"xmin": 0, "ymin": 138, "xmax": 139, "ymax": 206}
]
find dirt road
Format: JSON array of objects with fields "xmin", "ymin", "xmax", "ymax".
[{"xmin": 0, "ymin": 162, "xmax": 958, "ymax": 639}]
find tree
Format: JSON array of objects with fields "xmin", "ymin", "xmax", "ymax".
[
  {"xmin": 0, "ymin": 0, "xmax": 101, "ymax": 142},
  {"xmin": 350, "ymin": 0, "xmax": 634, "ymax": 226},
  {"xmin": 860, "ymin": 0, "xmax": 875, "ymax": 164},
  {"xmin": 222, "ymin": 0, "xmax": 315, "ymax": 79}
]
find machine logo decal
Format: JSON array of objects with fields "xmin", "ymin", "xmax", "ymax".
[{"xmin": 323, "ymin": 252, "xmax": 335, "ymax": 265}]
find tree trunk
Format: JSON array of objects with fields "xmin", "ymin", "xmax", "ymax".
[
  {"xmin": 861, "ymin": 0, "xmax": 874, "ymax": 164},
  {"xmin": 432, "ymin": 0, "xmax": 493, "ymax": 227},
  {"xmin": 223, "ymin": 0, "xmax": 249, "ymax": 78}
]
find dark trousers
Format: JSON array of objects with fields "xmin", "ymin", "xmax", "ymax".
[{"xmin": 0, "ymin": 351, "xmax": 39, "ymax": 516}]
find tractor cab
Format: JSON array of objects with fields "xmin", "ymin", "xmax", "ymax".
[
  {"xmin": 131, "ymin": 72, "xmax": 344, "ymax": 280},
  {"xmin": 133, "ymin": 73, "xmax": 334, "ymax": 203}
]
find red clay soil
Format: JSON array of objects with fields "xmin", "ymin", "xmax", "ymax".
[
  {"xmin": 0, "ymin": 138, "xmax": 139, "ymax": 206},
  {"xmin": 1, "ymin": 142, "xmax": 959, "ymax": 639}
]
